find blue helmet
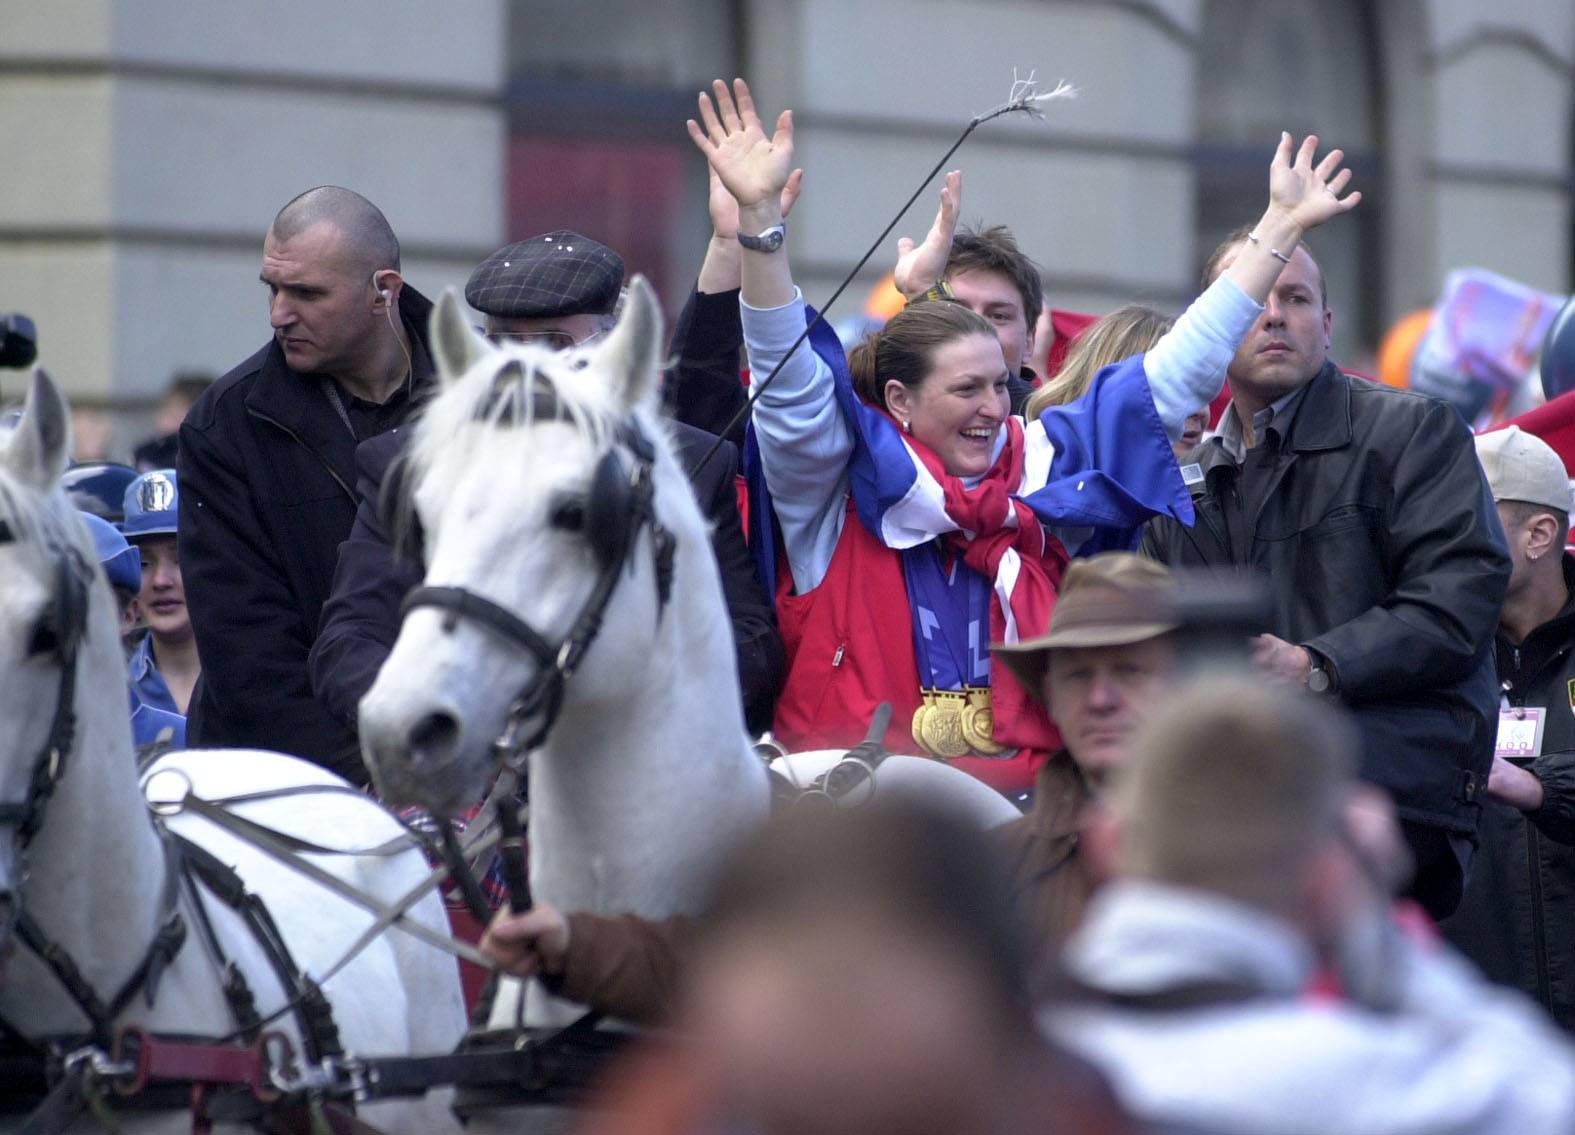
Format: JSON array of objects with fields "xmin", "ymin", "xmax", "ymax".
[
  {"xmin": 62, "ymin": 462, "xmax": 139, "ymax": 524},
  {"xmin": 122, "ymin": 468, "xmax": 179, "ymax": 540},
  {"xmin": 80, "ymin": 511, "xmax": 142, "ymax": 593}
]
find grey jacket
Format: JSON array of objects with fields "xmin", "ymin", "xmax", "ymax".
[{"xmin": 1047, "ymin": 881, "xmax": 1575, "ymax": 1135}]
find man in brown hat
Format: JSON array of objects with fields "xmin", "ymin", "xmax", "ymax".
[
  {"xmin": 990, "ymin": 553, "xmax": 1182, "ymax": 996},
  {"xmin": 477, "ymin": 553, "xmax": 1185, "ymax": 1013}
]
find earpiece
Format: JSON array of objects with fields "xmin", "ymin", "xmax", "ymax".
[{"xmin": 373, "ymin": 270, "xmax": 413, "ymax": 385}]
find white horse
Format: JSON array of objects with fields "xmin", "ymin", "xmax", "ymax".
[
  {"xmin": 361, "ymin": 280, "xmax": 771, "ymax": 1029},
  {"xmin": 360, "ymin": 281, "xmax": 1017, "ymax": 1045},
  {"xmin": 0, "ymin": 371, "xmax": 466, "ymax": 1134}
]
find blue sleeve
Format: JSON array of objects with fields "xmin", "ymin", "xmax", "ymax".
[{"xmin": 1027, "ymin": 359, "xmax": 1196, "ymax": 555}]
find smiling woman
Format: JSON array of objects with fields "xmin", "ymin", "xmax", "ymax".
[{"xmin": 848, "ymin": 302, "xmax": 1009, "ymax": 479}]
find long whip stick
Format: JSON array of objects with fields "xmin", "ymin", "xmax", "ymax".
[{"xmin": 693, "ymin": 72, "xmax": 1076, "ymax": 475}]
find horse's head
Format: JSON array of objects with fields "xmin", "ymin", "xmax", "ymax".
[
  {"xmin": 361, "ymin": 278, "xmax": 708, "ymax": 814},
  {"xmin": 0, "ymin": 370, "xmax": 94, "ymax": 951}
]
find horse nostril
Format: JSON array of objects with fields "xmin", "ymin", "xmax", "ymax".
[{"xmin": 408, "ymin": 711, "xmax": 461, "ymax": 764}]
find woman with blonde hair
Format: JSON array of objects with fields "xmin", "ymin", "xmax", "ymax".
[{"xmin": 1027, "ymin": 306, "xmax": 1209, "ymax": 457}]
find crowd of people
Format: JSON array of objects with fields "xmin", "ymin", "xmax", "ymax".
[{"xmin": 47, "ymin": 74, "xmax": 1575, "ymax": 1131}]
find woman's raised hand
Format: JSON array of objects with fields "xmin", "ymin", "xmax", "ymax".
[
  {"xmin": 708, "ymin": 163, "xmax": 804, "ymax": 241},
  {"xmin": 1267, "ymin": 133, "xmax": 1361, "ymax": 232},
  {"xmin": 688, "ymin": 79, "xmax": 795, "ymax": 218}
]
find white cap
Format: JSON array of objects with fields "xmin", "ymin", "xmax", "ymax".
[{"xmin": 1475, "ymin": 426, "xmax": 1572, "ymax": 513}]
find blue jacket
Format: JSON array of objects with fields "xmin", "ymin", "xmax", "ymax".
[
  {"xmin": 129, "ymin": 687, "xmax": 186, "ymax": 749},
  {"xmin": 127, "ymin": 634, "xmax": 179, "ymax": 715}
]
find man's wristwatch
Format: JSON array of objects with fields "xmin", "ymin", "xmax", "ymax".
[
  {"xmin": 737, "ymin": 222, "xmax": 786, "ymax": 253},
  {"xmin": 1306, "ymin": 650, "xmax": 1336, "ymax": 695}
]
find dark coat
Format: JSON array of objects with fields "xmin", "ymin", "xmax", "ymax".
[
  {"xmin": 665, "ymin": 286, "xmax": 748, "ymax": 447},
  {"xmin": 309, "ymin": 419, "xmax": 785, "ymax": 736},
  {"xmin": 1140, "ymin": 363, "xmax": 1510, "ymax": 834},
  {"xmin": 177, "ymin": 287, "xmax": 434, "ymax": 779},
  {"xmin": 1443, "ymin": 555, "xmax": 1575, "ymax": 1030}
]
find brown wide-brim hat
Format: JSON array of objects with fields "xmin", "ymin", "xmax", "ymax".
[{"xmin": 991, "ymin": 553, "xmax": 1179, "ymax": 706}]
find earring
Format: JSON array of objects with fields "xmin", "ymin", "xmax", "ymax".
[{"xmin": 901, "ymin": 419, "xmax": 911, "ymax": 433}]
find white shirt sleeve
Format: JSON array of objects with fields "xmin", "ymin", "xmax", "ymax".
[
  {"xmin": 741, "ymin": 289, "xmax": 853, "ymax": 593},
  {"xmin": 1143, "ymin": 275, "xmax": 1264, "ymax": 440}
]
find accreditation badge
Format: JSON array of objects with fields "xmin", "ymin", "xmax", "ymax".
[{"xmin": 1497, "ymin": 706, "xmax": 1545, "ymax": 761}]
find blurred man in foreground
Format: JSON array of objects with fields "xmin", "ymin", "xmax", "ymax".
[
  {"xmin": 1048, "ymin": 678, "xmax": 1575, "ymax": 1135},
  {"xmin": 581, "ymin": 802, "xmax": 1133, "ymax": 1135}
]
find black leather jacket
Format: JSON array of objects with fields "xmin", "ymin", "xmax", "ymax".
[{"xmin": 1141, "ymin": 363, "xmax": 1511, "ymax": 831}]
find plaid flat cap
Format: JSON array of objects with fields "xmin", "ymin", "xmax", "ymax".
[{"xmin": 465, "ymin": 231, "xmax": 625, "ymax": 318}]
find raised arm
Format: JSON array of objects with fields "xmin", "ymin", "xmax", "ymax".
[
  {"xmin": 1144, "ymin": 133, "xmax": 1362, "ymax": 435},
  {"xmin": 668, "ymin": 163, "xmax": 804, "ymax": 444},
  {"xmin": 688, "ymin": 78, "xmax": 852, "ymax": 592}
]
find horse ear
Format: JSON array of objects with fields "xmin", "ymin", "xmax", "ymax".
[
  {"xmin": 3, "ymin": 369, "xmax": 72, "ymax": 492},
  {"xmin": 596, "ymin": 275, "xmax": 662, "ymax": 409},
  {"xmin": 429, "ymin": 288, "xmax": 490, "ymax": 384}
]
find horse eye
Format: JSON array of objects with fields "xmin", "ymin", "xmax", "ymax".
[
  {"xmin": 28, "ymin": 617, "xmax": 58, "ymax": 658},
  {"xmin": 550, "ymin": 496, "xmax": 586, "ymax": 532}
]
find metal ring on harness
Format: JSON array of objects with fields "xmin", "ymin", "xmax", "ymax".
[{"xmin": 141, "ymin": 766, "xmax": 193, "ymax": 817}]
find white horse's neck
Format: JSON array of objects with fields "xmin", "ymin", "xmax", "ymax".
[
  {"xmin": 5, "ymin": 590, "xmax": 170, "ymax": 1027},
  {"xmin": 527, "ymin": 520, "xmax": 767, "ymax": 920}
]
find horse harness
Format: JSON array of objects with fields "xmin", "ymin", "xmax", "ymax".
[
  {"xmin": 380, "ymin": 367, "xmax": 677, "ymax": 759},
  {"xmin": 0, "ymin": 523, "xmax": 354, "ymax": 1133}
]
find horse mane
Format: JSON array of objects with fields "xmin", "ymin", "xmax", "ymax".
[{"xmin": 410, "ymin": 341, "xmax": 630, "ymax": 474}]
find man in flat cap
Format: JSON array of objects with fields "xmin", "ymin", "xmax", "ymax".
[
  {"xmin": 179, "ymin": 186, "xmax": 434, "ymax": 778},
  {"xmin": 465, "ymin": 229, "xmax": 625, "ymax": 346},
  {"xmin": 1444, "ymin": 427, "xmax": 1575, "ymax": 1031},
  {"xmin": 311, "ymin": 230, "xmax": 785, "ymax": 750}
]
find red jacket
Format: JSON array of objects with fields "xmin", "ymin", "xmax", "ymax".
[{"xmin": 772, "ymin": 502, "xmax": 1053, "ymax": 794}]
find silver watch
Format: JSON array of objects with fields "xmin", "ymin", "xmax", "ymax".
[{"xmin": 737, "ymin": 222, "xmax": 786, "ymax": 253}]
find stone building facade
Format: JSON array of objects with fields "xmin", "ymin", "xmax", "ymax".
[{"xmin": 2, "ymin": 1, "xmax": 1570, "ymax": 449}]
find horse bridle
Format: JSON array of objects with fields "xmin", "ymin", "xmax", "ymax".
[
  {"xmin": 389, "ymin": 373, "xmax": 676, "ymax": 761},
  {"xmin": 0, "ymin": 519, "xmax": 91, "ymax": 848}
]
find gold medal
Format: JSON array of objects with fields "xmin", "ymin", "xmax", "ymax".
[
  {"xmin": 960, "ymin": 687, "xmax": 1008, "ymax": 755},
  {"xmin": 912, "ymin": 689, "xmax": 971, "ymax": 758}
]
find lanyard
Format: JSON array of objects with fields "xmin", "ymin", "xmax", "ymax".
[{"xmin": 902, "ymin": 543, "xmax": 993, "ymax": 690}]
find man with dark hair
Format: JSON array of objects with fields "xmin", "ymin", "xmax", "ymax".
[
  {"xmin": 311, "ymin": 230, "xmax": 784, "ymax": 738},
  {"xmin": 179, "ymin": 186, "xmax": 434, "ymax": 778},
  {"xmin": 889, "ymin": 172, "xmax": 1094, "ymax": 413},
  {"xmin": 1140, "ymin": 228, "xmax": 1511, "ymax": 919},
  {"xmin": 1444, "ymin": 427, "xmax": 1575, "ymax": 1030}
]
